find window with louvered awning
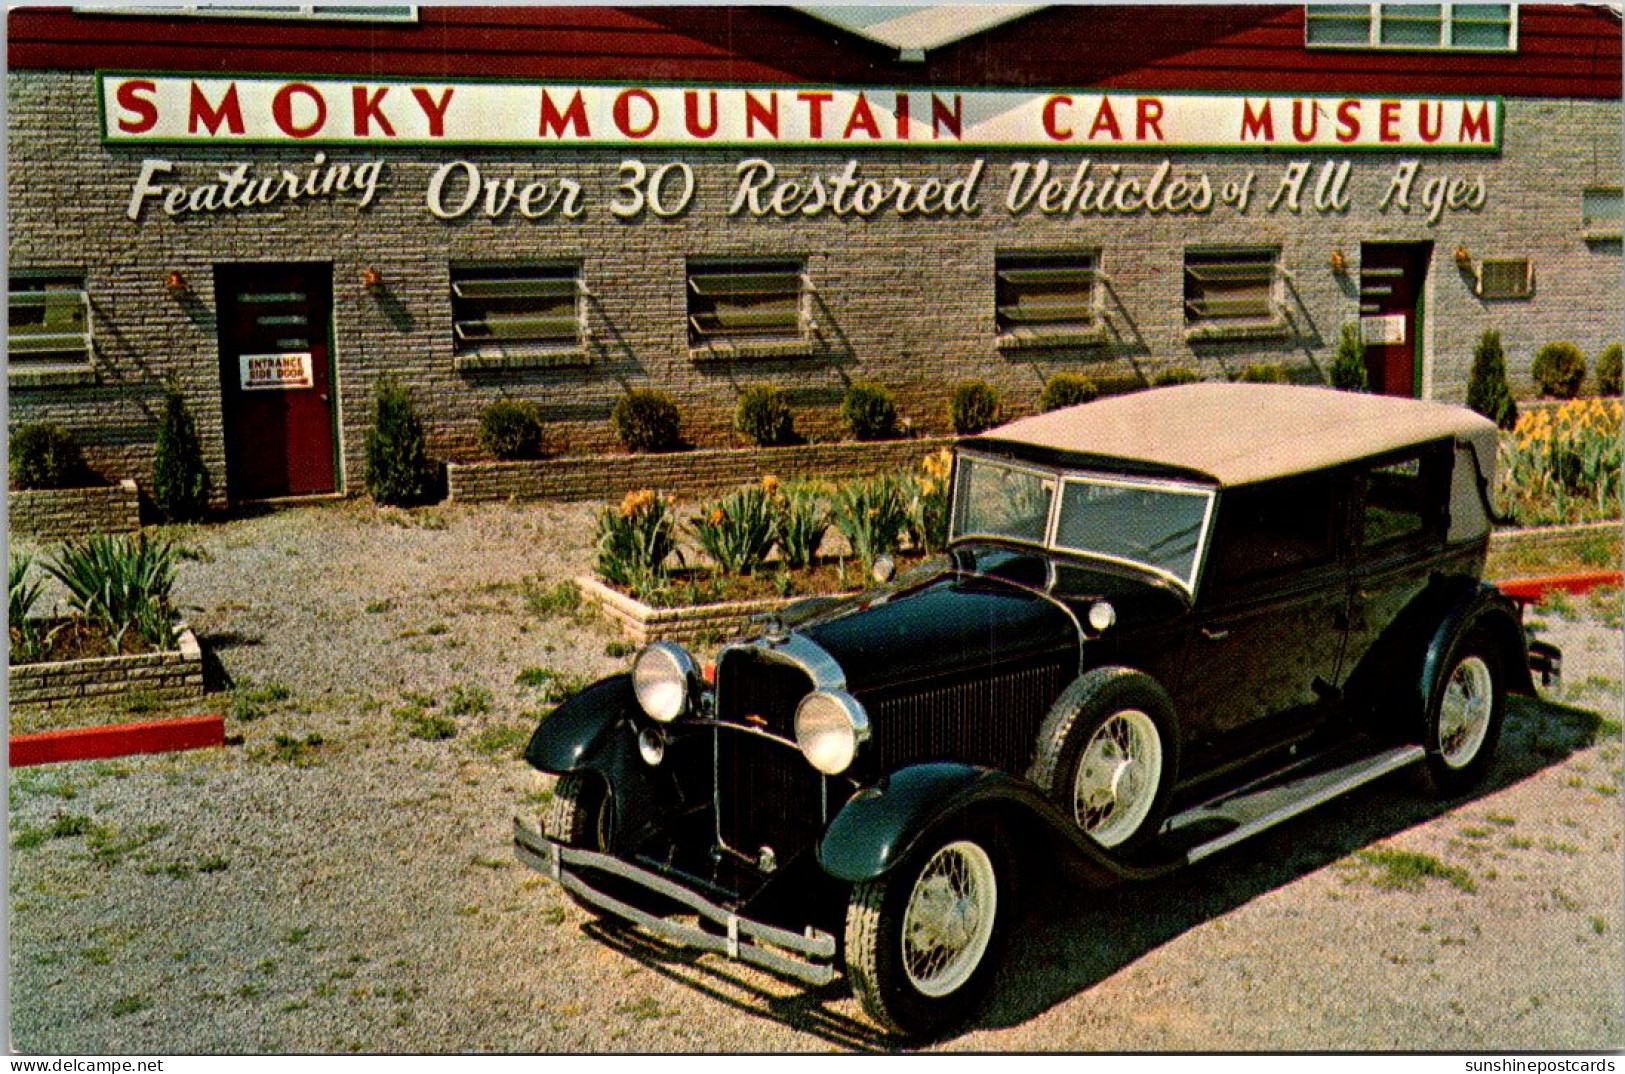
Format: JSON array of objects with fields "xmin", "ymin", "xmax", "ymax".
[
  {"xmin": 450, "ymin": 265, "xmax": 582, "ymax": 350},
  {"xmin": 995, "ymin": 255, "xmax": 1100, "ymax": 335},
  {"xmin": 1183, "ymin": 249, "xmax": 1281, "ymax": 324},
  {"xmin": 687, "ymin": 261, "xmax": 806, "ymax": 345},
  {"xmin": 9, "ymin": 274, "xmax": 91, "ymax": 366}
]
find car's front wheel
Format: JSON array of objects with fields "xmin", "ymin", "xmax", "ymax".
[
  {"xmin": 844, "ymin": 823, "xmax": 1011, "ymax": 1039},
  {"xmin": 1415, "ymin": 632, "xmax": 1506, "ymax": 797},
  {"xmin": 544, "ymin": 772, "xmax": 614, "ymax": 916},
  {"xmin": 1030, "ymin": 667, "xmax": 1178, "ymax": 853}
]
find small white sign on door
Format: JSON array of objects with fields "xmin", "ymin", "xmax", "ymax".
[
  {"xmin": 240, "ymin": 352, "xmax": 314, "ymax": 390},
  {"xmin": 1360, "ymin": 314, "xmax": 1407, "ymax": 346}
]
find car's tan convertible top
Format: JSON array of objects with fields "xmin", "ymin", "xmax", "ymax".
[{"xmin": 976, "ymin": 382, "xmax": 1499, "ymax": 488}]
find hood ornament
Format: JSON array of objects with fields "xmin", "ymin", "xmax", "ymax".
[{"xmin": 762, "ymin": 612, "xmax": 790, "ymax": 644}]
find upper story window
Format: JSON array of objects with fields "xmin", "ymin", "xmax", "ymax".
[
  {"xmin": 450, "ymin": 264, "xmax": 585, "ymax": 369},
  {"xmin": 994, "ymin": 253, "xmax": 1105, "ymax": 348},
  {"xmin": 1305, "ymin": 4, "xmax": 1516, "ymax": 51},
  {"xmin": 687, "ymin": 260, "xmax": 806, "ymax": 347},
  {"xmin": 1583, "ymin": 186, "xmax": 1622, "ymax": 241}
]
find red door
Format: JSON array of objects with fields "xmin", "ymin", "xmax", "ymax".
[
  {"xmin": 216, "ymin": 264, "xmax": 338, "ymax": 500},
  {"xmin": 1358, "ymin": 243, "xmax": 1432, "ymax": 397}
]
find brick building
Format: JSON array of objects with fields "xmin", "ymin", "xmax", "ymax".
[{"xmin": 7, "ymin": 4, "xmax": 1621, "ymax": 505}]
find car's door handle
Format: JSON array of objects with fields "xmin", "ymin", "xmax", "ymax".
[{"xmin": 1201, "ymin": 627, "xmax": 1231, "ymax": 642}]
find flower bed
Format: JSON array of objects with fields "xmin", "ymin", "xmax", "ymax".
[
  {"xmin": 9, "ymin": 621, "xmax": 204, "ymax": 712},
  {"xmin": 1497, "ymin": 398, "xmax": 1622, "ymax": 526}
]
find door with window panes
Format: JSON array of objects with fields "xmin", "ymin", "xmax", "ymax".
[
  {"xmin": 1359, "ymin": 242, "xmax": 1432, "ymax": 397},
  {"xmin": 216, "ymin": 264, "xmax": 337, "ymax": 500}
]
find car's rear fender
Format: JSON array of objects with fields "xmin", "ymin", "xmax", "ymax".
[
  {"xmin": 1421, "ymin": 583, "xmax": 1538, "ymax": 702},
  {"xmin": 817, "ymin": 761, "xmax": 1180, "ymax": 889}
]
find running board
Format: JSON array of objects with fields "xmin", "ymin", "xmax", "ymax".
[{"xmin": 1162, "ymin": 745, "xmax": 1426, "ymax": 864}]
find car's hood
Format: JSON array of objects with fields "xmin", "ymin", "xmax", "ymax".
[{"xmin": 796, "ymin": 570, "xmax": 1073, "ymax": 695}]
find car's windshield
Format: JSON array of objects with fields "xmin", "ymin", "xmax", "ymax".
[{"xmin": 952, "ymin": 453, "xmax": 1215, "ymax": 591}]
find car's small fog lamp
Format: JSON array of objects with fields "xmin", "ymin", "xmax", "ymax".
[
  {"xmin": 632, "ymin": 642, "xmax": 699, "ymax": 722},
  {"xmin": 637, "ymin": 726, "xmax": 666, "ymax": 766},
  {"xmin": 794, "ymin": 690, "xmax": 871, "ymax": 775},
  {"xmin": 1087, "ymin": 600, "xmax": 1117, "ymax": 634}
]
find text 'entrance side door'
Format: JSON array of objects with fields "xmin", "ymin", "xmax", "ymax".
[{"xmin": 216, "ymin": 264, "xmax": 337, "ymax": 501}]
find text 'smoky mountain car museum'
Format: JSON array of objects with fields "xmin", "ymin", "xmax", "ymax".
[{"xmin": 6, "ymin": 4, "xmax": 1621, "ymax": 503}]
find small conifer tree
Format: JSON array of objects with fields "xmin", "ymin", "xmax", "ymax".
[
  {"xmin": 151, "ymin": 387, "xmax": 212, "ymax": 521},
  {"xmin": 364, "ymin": 377, "xmax": 434, "ymax": 506},
  {"xmin": 1329, "ymin": 324, "xmax": 1369, "ymax": 392},
  {"xmin": 1465, "ymin": 329, "xmax": 1518, "ymax": 430}
]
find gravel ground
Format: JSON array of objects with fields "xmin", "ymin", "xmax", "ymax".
[{"xmin": 7, "ymin": 500, "xmax": 1622, "ymax": 1053}]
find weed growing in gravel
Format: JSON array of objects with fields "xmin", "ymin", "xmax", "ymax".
[
  {"xmin": 1537, "ymin": 590, "xmax": 1577, "ymax": 619},
  {"xmin": 232, "ymin": 681, "xmax": 292, "ymax": 722},
  {"xmin": 197, "ymin": 855, "xmax": 230, "ymax": 873},
  {"xmin": 523, "ymin": 578, "xmax": 581, "ymax": 619},
  {"xmin": 265, "ymin": 732, "xmax": 325, "ymax": 765},
  {"xmin": 465, "ymin": 723, "xmax": 529, "ymax": 759},
  {"xmin": 1552, "ymin": 888, "xmax": 1583, "ymax": 911},
  {"xmin": 123, "ymin": 690, "xmax": 160, "ymax": 715},
  {"xmin": 515, "ymin": 667, "xmax": 587, "ymax": 703},
  {"xmin": 447, "ymin": 683, "xmax": 493, "ymax": 715},
  {"xmin": 1350, "ymin": 847, "xmax": 1477, "ymax": 893},
  {"xmin": 397, "ymin": 705, "xmax": 456, "ymax": 741},
  {"xmin": 425, "ymin": 622, "xmax": 451, "ymax": 637},
  {"xmin": 365, "ymin": 598, "xmax": 394, "ymax": 614},
  {"xmin": 11, "ymin": 812, "xmax": 95, "ymax": 849},
  {"xmin": 87, "ymin": 823, "xmax": 169, "ymax": 866},
  {"xmin": 401, "ymin": 690, "xmax": 436, "ymax": 708},
  {"xmin": 1592, "ymin": 917, "xmax": 1609, "ymax": 935},
  {"xmin": 1485, "ymin": 814, "xmax": 1517, "ymax": 827},
  {"xmin": 616, "ymin": 997, "xmax": 666, "ymax": 1020},
  {"xmin": 605, "ymin": 641, "xmax": 635, "ymax": 658},
  {"xmin": 284, "ymin": 926, "xmax": 313, "ymax": 945},
  {"xmin": 110, "ymin": 995, "xmax": 151, "ymax": 1017}
]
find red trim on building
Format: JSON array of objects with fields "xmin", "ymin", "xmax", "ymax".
[
  {"xmin": 8, "ymin": 5, "xmax": 1620, "ymax": 99},
  {"xmin": 10, "ymin": 714, "xmax": 226, "ymax": 768}
]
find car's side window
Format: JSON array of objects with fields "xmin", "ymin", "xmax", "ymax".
[
  {"xmin": 1203, "ymin": 471, "xmax": 1345, "ymax": 594},
  {"xmin": 1356, "ymin": 444, "xmax": 1450, "ymax": 555}
]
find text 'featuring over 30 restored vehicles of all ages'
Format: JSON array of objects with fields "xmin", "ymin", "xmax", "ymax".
[{"xmin": 514, "ymin": 382, "xmax": 1560, "ymax": 1039}]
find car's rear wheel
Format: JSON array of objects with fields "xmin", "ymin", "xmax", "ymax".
[
  {"xmin": 1030, "ymin": 667, "xmax": 1178, "ymax": 853},
  {"xmin": 844, "ymin": 823, "xmax": 1011, "ymax": 1039},
  {"xmin": 1415, "ymin": 632, "xmax": 1506, "ymax": 797}
]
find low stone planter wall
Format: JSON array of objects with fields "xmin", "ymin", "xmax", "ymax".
[
  {"xmin": 9, "ymin": 479, "xmax": 141, "ymax": 539},
  {"xmin": 576, "ymin": 575, "xmax": 849, "ymax": 644},
  {"xmin": 447, "ymin": 437, "xmax": 953, "ymax": 504},
  {"xmin": 9, "ymin": 623, "xmax": 205, "ymax": 711}
]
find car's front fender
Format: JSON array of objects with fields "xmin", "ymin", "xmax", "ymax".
[
  {"xmin": 524, "ymin": 673, "xmax": 639, "ymax": 774},
  {"xmin": 817, "ymin": 762, "xmax": 1178, "ymax": 888}
]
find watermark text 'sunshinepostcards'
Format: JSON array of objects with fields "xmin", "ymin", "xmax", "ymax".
[{"xmin": 1466, "ymin": 1062, "xmax": 1616, "ymax": 1073}]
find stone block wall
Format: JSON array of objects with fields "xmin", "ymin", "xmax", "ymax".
[
  {"xmin": 9, "ymin": 625, "xmax": 205, "ymax": 710},
  {"xmin": 8, "ymin": 479, "xmax": 142, "ymax": 539}
]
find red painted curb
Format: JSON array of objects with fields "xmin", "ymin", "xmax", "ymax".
[
  {"xmin": 1497, "ymin": 571, "xmax": 1624, "ymax": 601},
  {"xmin": 9, "ymin": 714, "xmax": 225, "ymax": 768}
]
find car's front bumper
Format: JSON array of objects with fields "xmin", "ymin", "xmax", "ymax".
[{"xmin": 512, "ymin": 817, "xmax": 839, "ymax": 985}]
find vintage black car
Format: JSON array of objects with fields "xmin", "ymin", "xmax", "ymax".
[{"xmin": 515, "ymin": 382, "xmax": 1557, "ymax": 1038}]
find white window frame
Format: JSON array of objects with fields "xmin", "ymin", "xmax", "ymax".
[
  {"xmin": 9, "ymin": 273, "xmax": 94, "ymax": 370},
  {"xmin": 686, "ymin": 259, "xmax": 809, "ymax": 347},
  {"xmin": 1304, "ymin": 4, "xmax": 1517, "ymax": 52},
  {"xmin": 449, "ymin": 263, "xmax": 586, "ymax": 356},
  {"xmin": 994, "ymin": 252, "xmax": 1107, "ymax": 348}
]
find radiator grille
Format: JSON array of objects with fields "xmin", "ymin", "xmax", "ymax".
[
  {"xmin": 715, "ymin": 649, "xmax": 820, "ymax": 858},
  {"xmin": 871, "ymin": 659, "xmax": 1070, "ymax": 774}
]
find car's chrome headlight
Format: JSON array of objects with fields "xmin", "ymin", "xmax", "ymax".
[
  {"xmin": 632, "ymin": 642, "xmax": 699, "ymax": 723},
  {"xmin": 794, "ymin": 689, "xmax": 870, "ymax": 775}
]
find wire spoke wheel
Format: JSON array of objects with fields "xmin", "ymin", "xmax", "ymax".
[
  {"xmin": 1072, "ymin": 709, "xmax": 1164, "ymax": 848},
  {"xmin": 899, "ymin": 840, "xmax": 999, "ymax": 998},
  {"xmin": 1438, "ymin": 654, "xmax": 1494, "ymax": 769}
]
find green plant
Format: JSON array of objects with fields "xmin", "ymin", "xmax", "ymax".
[
  {"xmin": 1330, "ymin": 323, "xmax": 1369, "ymax": 392},
  {"xmin": 611, "ymin": 389, "xmax": 682, "ymax": 453},
  {"xmin": 364, "ymin": 377, "xmax": 435, "ymax": 506},
  {"xmin": 1152, "ymin": 367, "xmax": 1201, "ymax": 387},
  {"xmin": 231, "ymin": 681, "xmax": 290, "ymax": 722},
  {"xmin": 903, "ymin": 449, "xmax": 953, "ymax": 553},
  {"xmin": 771, "ymin": 480, "xmax": 831, "ymax": 570},
  {"xmin": 596, "ymin": 489, "xmax": 678, "ymax": 597},
  {"xmin": 478, "ymin": 399, "xmax": 547, "ymax": 460},
  {"xmin": 9, "ymin": 423, "xmax": 86, "ymax": 490},
  {"xmin": 151, "ymin": 387, "xmax": 212, "ymax": 521},
  {"xmin": 1497, "ymin": 398, "xmax": 1621, "ymax": 525},
  {"xmin": 522, "ymin": 579, "xmax": 580, "ymax": 618},
  {"xmin": 841, "ymin": 382, "xmax": 900, "ymax": 441},
  {"xmin": 396, "ymin": 705, "xmax": 455, "ymax": 741},
  {"xmin": 1467, "ymin": 329, "xmax": 1519, "ymax": 430},
  {"xmin": 447, "ymin": 683, "xmax": 493, "ymax": 716},
  {"xmin": 1595, "ymin": 343, "xmax": 1621, "ymax": 395},
  {"xmin": 831, "ymin": 476, "xmax": 907, "ymax": 573},
  {"xmin": 735, "ymin": 384, "xmax": 796, "ymax": 446},
  {"xmin": 516, "ymin": 667, "xmax": 586, "ymax": 702},
  {"xmin": 465, "ymin": 723, "xmax": 529, "ymax": 760},
  {"xmin": 691, "ymin": 482, "xmax": 777, "ymax": 575},
  {"xmin": 1353, "ymin": 846, "xmax": 1477, "ymax": 893},
  {"xmin": 10, "ymin": 552, "xmax": 45, "ymax": 663},
  {"xmin": 1532, "ymin": 341, "xmax": 1587, "ymax": 399},
  {"xmin": 1038, "ymin": 373, "xmax": 1098, "ymax": 412},
  {"xmin": 1237, "ymin": 362, "xmax": 1289, "ymax": 384},
  {"xmin": 949, "ymin": 380, "xmax": 1000, "ymax": 434},
  {"xmin": 45, "ymin": 533, "xmax": 177, "ymax": 652}
]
